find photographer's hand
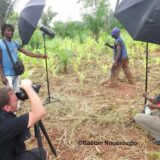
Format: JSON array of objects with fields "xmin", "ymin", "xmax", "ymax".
[
  {"xmin": 20, "ymin": 79, "xmax": 32, "ymax": 90},
  {"xmin": 20, "ymin": 79, "xmax": 45, "ymax": 128},
  {"xmin": 143, "ymin": 92, "xmax": 156, "ymax": 103},
  {"xmin": 143, "ymin": 92, "xmax": 148, "ymax": 99}
]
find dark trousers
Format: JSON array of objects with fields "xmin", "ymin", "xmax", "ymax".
[
  {"xmin": 110, "ymin": 58, "xmax": 134, "ymax": 85},
  {"xmin": 16, "ymin": 148, "xmax": 47, "ymax": 160}
]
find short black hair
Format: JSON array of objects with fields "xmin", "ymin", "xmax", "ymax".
[
  {"xmin": 1, "ymin": 23, "xmax": 14, "ymax": 36},
  {"xmin": 0, "ymin": 86, "xmax": 13, "ymax": 109}
]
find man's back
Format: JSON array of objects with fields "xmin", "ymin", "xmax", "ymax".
[{"xmin": 0, "ymin": 110, "xmax": 29, "ymax": 160}]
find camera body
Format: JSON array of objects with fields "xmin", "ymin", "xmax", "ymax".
[{"xmin": 16, "ymin": 84, "xmax": 41, "ymax": 101}]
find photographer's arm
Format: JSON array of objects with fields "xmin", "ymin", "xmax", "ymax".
[
  {"xmin": 147, "ymin": 104, "xmax": 160, "ymax": 109},
  {"xmin": 21, "ymin": 80, "xmax": 46, "ymax": 128}
]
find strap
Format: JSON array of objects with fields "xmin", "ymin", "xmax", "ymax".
[{"xmin": 2, "ymin": 39, "xmax": 15, "ymax": 65}]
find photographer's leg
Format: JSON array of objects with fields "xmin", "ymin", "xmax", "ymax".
[
  {"xmin": 29, "ymin": 147, "xmax": 47, "ymax": 160},
  {"xmin": 135, "ymin": 113, "xmax": 160, "ymax": 141}
]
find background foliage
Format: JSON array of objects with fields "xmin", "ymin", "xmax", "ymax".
[{"xmin": 1, "ymin": 0, "xmax": 160, "ymax": 159}]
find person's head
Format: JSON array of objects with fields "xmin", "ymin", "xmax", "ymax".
[
  {"xmin": 1, "ymin": 23, "xmax": 14, "ymax": 39},
  {"xmin": 111, "ymin": 27, "xmax": 120, "ymax": 38},
  {"xmin": 0, "ymin": 86, "xmax": 18, "ymax": 112}
]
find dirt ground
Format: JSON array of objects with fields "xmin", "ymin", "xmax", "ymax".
[{"xmin": 21, "ymin": 59, "xmax": 160, "ymax": 160}]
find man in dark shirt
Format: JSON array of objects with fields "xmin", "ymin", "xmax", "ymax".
[
  {"xmin": 0, "ymin": 79, "xmax": 46, "ymax": 160},
  {"xmin": 105, "ymin": 27, "xmax": 134, "ymax": 86}
]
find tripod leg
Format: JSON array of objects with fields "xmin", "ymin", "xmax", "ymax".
[
  {"xmin": 39, "ymin": 121, "xmax": 57, "ymax": 157},
  {"xmin": 125, "ymin": 119, "xmax": 135, "ymax": 128},
  {"xmin": 34, "ymin": 123, "xmax": 46, "ymax": 160}
]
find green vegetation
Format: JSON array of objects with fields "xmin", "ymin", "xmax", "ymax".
[
  {"xmin": 19, "ymin": 30, "xmax": 160, "ymax": 160},
  {"xmin": 2, "ymin": 0, "xmax": 160, "ymax": 159}
]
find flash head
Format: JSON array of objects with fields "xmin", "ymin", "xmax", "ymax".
[{"xmin": 40, "ymin": 25, "xmax": 55, "ymax": 38}]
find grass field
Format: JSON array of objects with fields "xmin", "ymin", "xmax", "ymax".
[{"xmin": 17, "ymin": 31, "xmax": 160, "ymax": 160}]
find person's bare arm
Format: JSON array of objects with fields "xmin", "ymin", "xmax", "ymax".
[
  {"xmin": 105, "ymin": 42, "xmax": 114, "ymax": 49},
  {"xmin": 147, "ymin": 104, "xmax": 160, "ymax": 109},
  {"xmin": 20, "ymin": 79, "xmax": 46, "ymax": 128},
  {"xmin": 19, "ymin": 47, "xmax": 47, "ymax": 59},
  {"xmin": 115, "ymin": 42, "xmax": 121, "ymax": 63},
  {"xmin": 113, "ymin": 42, "xmax": 121, "ymax": 67},
  {"xmin": 0, "ymin": 49, "xmax": 7, "ymax": 85}
]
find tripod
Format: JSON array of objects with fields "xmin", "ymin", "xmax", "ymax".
[
  {"xmin": 42, "ymin": 33, "xmax": 61, "ymax": 104},
  {"xmin": 34, "ymin": 120, "xmax": 57, "ymax": 159}
]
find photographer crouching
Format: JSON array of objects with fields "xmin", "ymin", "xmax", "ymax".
[
  {"xmin": 0, "ymin": 79, "xmax": 47, "ymax": 160},
  {"xmin": 135, "ymin": 92, "xmax": 160, "ymax": 145}
]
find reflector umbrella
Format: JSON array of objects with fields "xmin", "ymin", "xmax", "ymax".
[
  {"xmin": 18, "ymin": 0, "xmax": 45, "ymax": 45},
  {"xmin": 114, "ymin": 0, "xmax": 160, "ymax": 97},
  {"xmin": 114, "ymin": 0, "xmax": 160, "ymax": 127},
  {"xmin": 114, "ymin": 0, "xmax": 160, "ymax": 44}
]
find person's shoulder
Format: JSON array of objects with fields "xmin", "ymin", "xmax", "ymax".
[
  {"xmin": 115, "ymin": 39, "xmax": 121, "ymax": 45},
  {"xmin": 12, "ymin": 40, "xmax": 21, "ymax": 49},
  {"xmin": 10, "ymin": 113, "xmax": 29, "ymax": 128},
  {"xmin": 18, "ymin": 113, "xmax": 29, "ymax": 120},
  {"xmin": 0, "ymin": 39, "xmax": 4, "ymax": 45}
]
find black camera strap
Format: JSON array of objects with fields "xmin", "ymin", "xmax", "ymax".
[{"xmin": 2, "ymin": 39, "xmax": 15, "ymax": 67}]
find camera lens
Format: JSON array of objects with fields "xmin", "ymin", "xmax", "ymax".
[
  {"xmin": 15, "ymin": 84, "xmax": 41, "ymax": 101},
  {"xmin": 15, "ymin": 90, "xmax": 28, "ymax": 101}
]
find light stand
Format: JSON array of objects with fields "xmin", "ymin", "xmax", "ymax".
[
  {"xmin": 125, "ymin": 42, "xmax": 149, "ymax": 128},
  {"xmin": 42, "ymin": 32, "xmax": 61, "ymax": 104}
]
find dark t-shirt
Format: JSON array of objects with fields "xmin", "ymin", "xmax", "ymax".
[{"xmin": 0, "ymin": 110, "xmax": 29, "ymax": 160}]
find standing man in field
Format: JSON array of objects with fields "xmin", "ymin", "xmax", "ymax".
[
  {"xmin": 105, "ymin": 27, "xmax": 134, "ymax": 86},
  {"xmin": 0, "ymin": 23, "xmax": 46, "ymax": 92}
]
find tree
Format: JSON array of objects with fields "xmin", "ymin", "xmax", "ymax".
[
  {"xmin": 41, "ymin": 6, "xmax": 58, "ymax": 27},
  {"xmin": 0, "ymin": 0, "xmax": 15, "ymax": 27},
  {"xmin": 78, "ymin": 0, "xmax": 112, "ymax": 41},
  {"xmin": 53, "ymin": 20, "xmax": 87, "ymax": 42}
]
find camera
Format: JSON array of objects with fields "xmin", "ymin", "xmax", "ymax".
[{"xmin": 16, "ymin": 84, "xmax": 41, "ymax": 101}]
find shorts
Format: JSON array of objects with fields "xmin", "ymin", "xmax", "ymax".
[{"xmin": 16, "ymin": 147, "xmax": 46, "ymax": 160}]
